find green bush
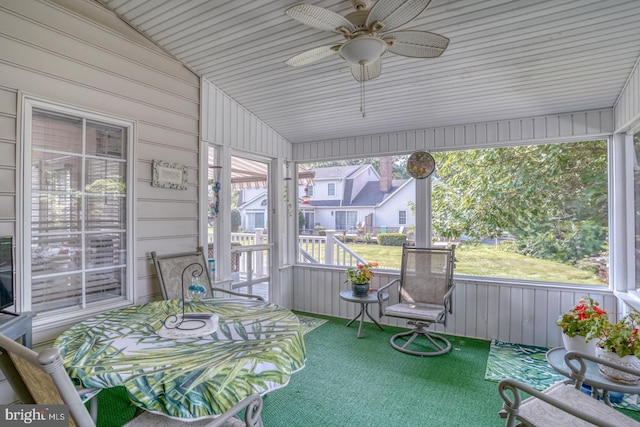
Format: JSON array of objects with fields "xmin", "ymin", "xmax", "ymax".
[
  {"xmin": 376, "ymin": 233, "xmax": 406, "ymax": 246},
  {"xmin": 231, "ymin": 209, "xmax": 241, "ymax": 232},
  {"xmin": 314, "ymin": 226, "xmax": 326, "ymax": 236}
]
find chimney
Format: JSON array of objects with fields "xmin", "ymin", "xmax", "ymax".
[{"xmin": 379, "ymin": 156, "xmax": 393, "ymax": 193}]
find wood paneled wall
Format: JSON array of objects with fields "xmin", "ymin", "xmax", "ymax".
[
  {"xmin": 0, "ymin": 0, "xmax": 200, "ymax": 315},
  {"xmin": 292, "ymin": 266, "xmax": 617, "ymax": 348},
  {"xmin": 614, "ymin": 56, "xmax": 640, "ymax": 132},
  {"xmin": 293, "ymin": 109, "xmax": 613, "ymax": 161}
]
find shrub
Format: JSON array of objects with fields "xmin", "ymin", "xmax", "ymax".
[
  {"xmin": 376, "ymin": 232, "xmax": 406, "ymax": 246},
  {"xmin": 363, "ymin": 233, "xmax": 373, "ymax": 244},
  {"xmin": 231, "ymin": 209, "xmax": 241, "ymax": 232},
  {"xmin": 314, "ymin": 226, "xmax": 326, "ymax": 236}
]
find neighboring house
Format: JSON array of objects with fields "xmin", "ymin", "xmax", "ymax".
[
  {"xmin": 238, "ymin": 161, "xmax": 415, "ymax": 234},
  {"xmin": 237, "ymin": 189, "xmax": 268, "ymax": 232}
]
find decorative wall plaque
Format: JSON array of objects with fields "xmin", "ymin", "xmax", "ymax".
[{"xmin": 152, "ymin": 160, "xmax": 188, "ymax": 190}]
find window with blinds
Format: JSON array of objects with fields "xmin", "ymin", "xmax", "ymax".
[{"xmin": 29, "ymin": 107, "xmax": 128, "ymax": 313}]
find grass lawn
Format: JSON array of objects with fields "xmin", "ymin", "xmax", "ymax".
[{"xmin": 345, "ymin": 243, "xmax": 606, "ymax": 286}]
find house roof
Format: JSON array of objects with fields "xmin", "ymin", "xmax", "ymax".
[
  {"xmin": 308, "ymin": 179, "xmax": 410, "ymax": 208},
  {"xmin": 96, "ymin": 0, "xmax": 640, "ymax": 144},
  {"xmin": 311, "ymin": 165, "xmax": 373, "ymax": 180}
]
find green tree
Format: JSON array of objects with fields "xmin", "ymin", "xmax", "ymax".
[
  {"xmin": 427, "ymin": 141, "xmax": 608, "ymax": 264},
  {"xmin": 231, "ymin": 209, "xmax": 242, "ymax": 232}
]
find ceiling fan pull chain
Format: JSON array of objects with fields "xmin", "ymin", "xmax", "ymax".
[{"xmin": 360, "ymin": 63, "xmax": 366, "ymax": 118}]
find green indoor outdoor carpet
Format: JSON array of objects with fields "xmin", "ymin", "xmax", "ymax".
[
  {"xmin": 260, "ymin": 314, "xmax": 504, "ymax": 427},
  {"xmin": 484, "ymin": 339, "xmax": 640, "ymax": 415}
]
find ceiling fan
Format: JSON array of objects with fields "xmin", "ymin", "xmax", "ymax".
[{"xmin": 284, "ymin": 0, "xmax": 449, "ymax": 83}]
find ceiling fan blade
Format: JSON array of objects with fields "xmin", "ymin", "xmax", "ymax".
[
  {"xmin": 350, "ymin": 60, "xmax": 382, "ymax": 82},
  {"xmin": 383, "ymin": 31, "xmax": 449, "ymax": 57},
  {"xmin": 366, "ymin": 0, "xmax": 432, "ymax": 32},
  {"xmin": 284, "ymin": 45, "xmax": 340, "ymax": 67},
  {"xmin": 285, "ymin": 4, "xmax": 355, "ymax": 34}
]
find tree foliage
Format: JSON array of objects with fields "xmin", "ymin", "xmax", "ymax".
[{"xmin": 430, "ymin": 141, "xmax": 608, "ymax": 263}]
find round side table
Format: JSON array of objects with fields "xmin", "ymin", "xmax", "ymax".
[{"xmin": 339, "ymin": 289, "xmax": 389, "ymax": 338}]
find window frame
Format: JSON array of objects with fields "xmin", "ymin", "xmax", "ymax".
[
  {"xmin": 327, "ymin": 182, "xmax": 336, "ymax": 197},
  {"xmin": 398, "ymin": 210, "xmax": 407, "ymax": 226},
  {"xmin": 20, "ymin": 96, "xmax": 135, "ymax": 320}
]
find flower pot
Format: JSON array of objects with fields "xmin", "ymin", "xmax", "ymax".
[
  {"xmin": 562, "ymin": 333, "xmax": 596, "ymax": 357},
  {"xmin": 595, "ymin": 346, "xmax": 640, "ymax": 385},
  {"xmin": 351, "ymin": 282, "xmax": 370, "ymax": 297}
]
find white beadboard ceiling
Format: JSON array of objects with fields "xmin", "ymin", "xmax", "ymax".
[{"xmin": 96, "ymin": 0, "xmax": 640, "ymax": 144}]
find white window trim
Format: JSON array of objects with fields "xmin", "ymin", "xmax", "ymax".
[{"xmin": 19, "ymin": 95, "xmax": 136, "ymax": 322}]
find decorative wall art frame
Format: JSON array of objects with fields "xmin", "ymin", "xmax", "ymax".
[{"xmin": 152, "ymin": 160, "xmax": 188, "ymax": 190}]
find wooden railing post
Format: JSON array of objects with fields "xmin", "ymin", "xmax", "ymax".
[{"xmin": 324, "ymin": 230, "xmax": 335, "ymax": 265}]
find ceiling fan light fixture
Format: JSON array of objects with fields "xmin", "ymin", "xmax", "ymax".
[{"xmin": 338, "ymin": 37, "xmax": 387, "ymax": 65}]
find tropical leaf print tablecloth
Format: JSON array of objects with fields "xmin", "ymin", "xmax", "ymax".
[{"xmin": 54, "ymin": 299, "xmax": 307, "ymax": 420}]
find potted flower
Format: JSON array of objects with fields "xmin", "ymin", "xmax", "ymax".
[
  {"xmin": 556, "ymin": 296, "xmax": 608, "ymax": 356},
  {"xmin": 345, "ymin": 262, "xmax": 378, "ymax": 296},
  {"xmin": 596, "ymin": 312, "xmax": 640, "ymax": 384}
]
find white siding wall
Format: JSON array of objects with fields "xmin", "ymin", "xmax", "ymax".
[
  {"xmin": 200, "ymin": 79, "xmax": 293, "ymax": 307},
  {"xmin": 293, "ymin": 109, "xmax": 613, "ymax": 161},
  {"xmin": 0, "ymin": 0, "xmax": 200, "ymax": 403},
  {"xmin": 375, "ymin": 182, "xmax": 416, "ymax": 228},
  {"xmin": 293, "ymin": 266, "xmax": 618, "ymax": 348},
  {"xmin": 291, "ymin": 109, "xmax": 616, "ymax": 348},
  {"xmin": 614, "ymin": 56, "xmax": 640, "ymax": 132}
]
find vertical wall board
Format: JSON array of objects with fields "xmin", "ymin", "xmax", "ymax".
[
  {"xmin": 379, "ymin": 133, "xmax": 389, "ymax": 153},
  {"xmin": 546, "ymin": 289, "xmax": 562, "ymax": 347},
  {"xmin": 559, "ymin": 114, "xmax": 574, "ymax": 136},
  {"xmin": 533, "ymin": 116, "xmax": 546, "ymax": 139},
  {"xmin": 462, "ymin": 284, "xmax": 476, "ymax": 337},
  {"xmin": 473, "ymin": 284, "xmax": 488, "ymax": 339},
  {"xmin": 509, "ymin": 120, "xmax": 521, "ymax": 142},
  {"xmin": 453, "ymin": 126, "xmax": 464, "ymax": 147},
  {"xmin": 414, "ymin": 129, "xmax": 425, "ymax": 150},
  {"xmin": 508, "ymin": 287, "xmax": 524, "ymax": 343},
  {"xmin": 546, "ymin": 115, "xmax": 560, "ymax": 138},
  {"xmin": 496, "ymin": 286, "xmax": 511, "ymax": 341},
  {"xmin": 614, "ymin": 60, "xmax": 640, "ymax": 132},
  {"xmin": 229, "ymin": 102, "xmax": 238, "ymax": 150},
  {"xmin": 520, "ymin": 287, "xmax": 536, "ymax": 345},
  {"xmin": 498, "ymin": 121, "xmax": 510, "ymax": 142},
  {"xmin": 486, "ymin": 284, "xmax": 499, "ymax": 340},
  {"xmin": 533, "ymin": 289, "xmax": 550, "ymax": 347},
  {"xmin": 521, "ymin": 118, "xmax": 533, "ymax": 140},
  {"xmin": 463, "ymin": 125, "xmax": 473, "ymax": 146},
  {"xmin": 586, "ymin": 110, "xmax": 602, "ymax": 134},
  {"xmin": 222, "ymin": 96, "xmax": 231, "ymax": 144},
  {"xmin": 389, "ymin": 132, "xmax": 399, "ymax": 153},
  {"xmin": 572, "ymin": 112, "xmax": 587, "ymax": 135},
  {"xmin": 486, "ymin": 122, "xmax": 498, "ymax": 143},
  {"xmin": 433, "ymin": 127, "xmax": 444, "ymax": 149},
  {"xmin": 406, "ymin": 131, "xmax": 416, "ymax": 151},
  {"xmin": 601, "ymin": 108, "xmax": 614, "ymax": 133}
]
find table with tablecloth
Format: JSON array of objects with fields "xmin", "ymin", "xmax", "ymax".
[{"xmin": 54, "ymin": 299, "xmax": 306, "ymax": 420}]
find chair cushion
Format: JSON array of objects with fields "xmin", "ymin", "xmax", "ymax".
[
  {"xmin": 516, "ymin": 382, "xmax": 639, "ymax": 426},
  {"xmin": 384, "ymin": 302, "xmax": 445, "ymax": 322}
]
